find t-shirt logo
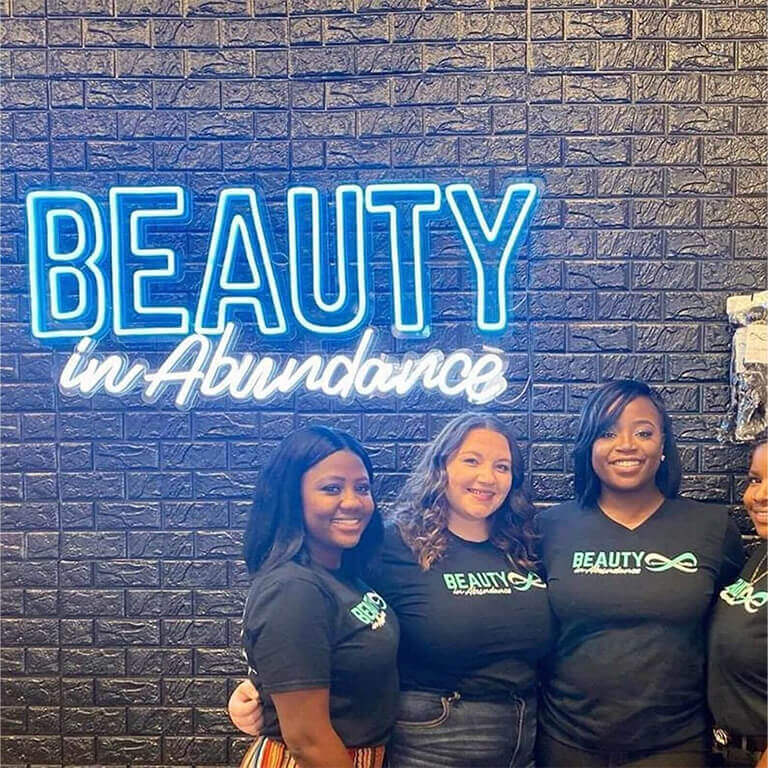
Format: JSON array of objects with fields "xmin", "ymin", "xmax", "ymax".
[
  {"xmin": 720, "ymin": 578, "xmax": 768, "ymax": 614},
  {"xmin": 442, "ymin": 570, "xmax": 546, "ymax": 596},
  {"xmin": 571, "ymin": 550, "xmax": 698, "ymax": 575},
  {"xmin": 350, "ymin": 591, "xmax": 388, "ymax": 629}
]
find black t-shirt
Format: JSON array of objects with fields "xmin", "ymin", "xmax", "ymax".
[
  {"xmin": 539, "ymin": 498, "xmax": 744, "ymax": 751},
  {"xmin": 242, "ymin": 560, "xmax": 400, "ymax": 747},
  {"xmin": 708, "ymin": 541, "xmax": 768, "ymax": 736},
  {"xmin": 371, "ymin": 525, "xmax": 554, "ymax": 699}
]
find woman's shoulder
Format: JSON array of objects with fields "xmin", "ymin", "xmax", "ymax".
[
  {"xmin": 249, "ymin": 561, "xmax": 329, "ymax": 599},
  {"xmin": 664, "ymin": 496, "xmax": 730, "ymax": 522}
]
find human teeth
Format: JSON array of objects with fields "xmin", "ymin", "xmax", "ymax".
[{"xmin": 613, "ymin": 460, "xmax": 640, "ymax": 466}]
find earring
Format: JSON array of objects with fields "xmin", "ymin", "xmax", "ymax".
[{"xmin": 661, "ymin": 454, "xmax": 666, "ymax": 462}]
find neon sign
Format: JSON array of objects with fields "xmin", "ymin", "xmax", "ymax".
[{"xmin": 26, "ymin": 182, "xmax": 538, "ymax": 407}]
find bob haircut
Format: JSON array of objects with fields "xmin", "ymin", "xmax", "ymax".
[
  {"xmin": 573, "ymin": 379, "xmax": 681, "ymax": 508},
  {"xmin": 243, "ymin": 426, "xmax": 382, "ymax": 576},
  {"xmin": 394, "ymin": 412, "xmax": 539, "ymax": 572}
]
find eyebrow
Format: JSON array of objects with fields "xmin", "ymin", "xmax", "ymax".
[
  {"xmin": 459, "ymin": 450, "xmax": 510, "ymax": 461},
  {"xmin": 315, "ymin": 474, "xmax": 369, "ymax": 483}
]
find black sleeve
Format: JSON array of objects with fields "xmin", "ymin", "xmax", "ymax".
[
  {"xmin": 244, "ymin": 577, "xmax": 333, "ymax": 694},
  {"xmin": 718, "ymin": 517, "xmax": 746, "ymax": 589}
]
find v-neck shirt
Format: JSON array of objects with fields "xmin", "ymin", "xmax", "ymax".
[{"xmin": 538, "ymin": 497, "xmax": 744, "ymax": 751}]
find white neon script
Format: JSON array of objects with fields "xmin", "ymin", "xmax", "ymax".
[
  {"xmin": 26, "ymin": 182, "xmax": 538, "ymax": 340},
  {"xmin": 59, "ymin": 324, "xmax": 509, "ymax": 408}
]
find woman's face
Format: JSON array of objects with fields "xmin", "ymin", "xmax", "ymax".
[
  {"xmin": 443, "ymin": 428, "xmax": 513, "ymax": 528},
  {"xmin": 301, "ymin": 450, "xmax": 374, "ymax": 569},
  {"xmin": 591, "ymin": 396, "xmax": 665, "ymax": 497},
  {"xmin": 744, "ymin": 442, "xmax": 768, "ymax": 539}
]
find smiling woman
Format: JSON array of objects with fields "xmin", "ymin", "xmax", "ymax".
[
  {"xmin": 708, "ymin": 439, "xmax": 768, "ymax": 768},
  {"xmin": 378, "ymin": 413, "xmax": 552, "ymax": 768},
  {"xmin": 537, "ymin": 379, "xmax": 745, "ymax": 768},
  {"xmin": 239, "ymin": 426, "xmax": 399, "ymax": 768}
]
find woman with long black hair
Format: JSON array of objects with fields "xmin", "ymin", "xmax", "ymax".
[{"xmin": 239, "ymin": 426, "xmax": 399, "ymax": 768}]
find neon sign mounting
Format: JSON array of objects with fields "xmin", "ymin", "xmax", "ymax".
[{"xmin": 25, "ymin": 181, "xmax": 538, "ymax": 407}]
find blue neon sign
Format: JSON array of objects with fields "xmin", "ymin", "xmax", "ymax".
[{"xmin": 26, "ymin": 182, "xmax": 538, "ymax": 341}]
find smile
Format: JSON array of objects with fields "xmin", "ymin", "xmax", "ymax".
[
  {"xmin": 610, "ymin": 460, "xmax": 643, "ymax": 467},
  {"xmin": 468, "ymin": 488, "xmax": 495, "ymax": 500},
  {"xmin": 331, "ymin": 518, "xmax": 365, "ymax": 528}
]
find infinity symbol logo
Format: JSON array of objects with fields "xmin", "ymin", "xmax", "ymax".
[
  {"xmin": 644, "ymin": 552, "xmax": 698, "ymax": 573},
  {"xmin": 507, "ymin": 572, "xmax": 547, "ymax": 590}
]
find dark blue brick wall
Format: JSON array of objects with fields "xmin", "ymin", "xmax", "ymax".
[{"xmin": 1, "ymin": 1, "xmax": 767, "ymax": 764}]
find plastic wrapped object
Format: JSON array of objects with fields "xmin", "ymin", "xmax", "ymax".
[{"xmin": 722, "ymin": 291, "xmax": 768, "ymax": 442}]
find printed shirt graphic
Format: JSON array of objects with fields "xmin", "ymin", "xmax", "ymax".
[
  {"xmin": 372, "ymin": 526, "xmax": 554, "ymax": 699},
  {"xmin": 708, "ymin": 543, "xmax": 768, "ymax": 736},
  {"xmin": 539, "ymin": 498, "xmax": 744, "ymax": 752},
  {"xmin": 570, "ymin": 548, "xmax": 698, "ymax": 575},
  {"xmin": 442, "ymin": 567, "xmax": 546, "ymax": 596},
  {"xmin": 242, "ymin": 561, "xmax": 400, "ymax": 748}
]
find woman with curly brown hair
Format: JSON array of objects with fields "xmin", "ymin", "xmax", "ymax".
[{"xmin": 378, "ymin": 412, "xmax": 553, "ymax": 768}]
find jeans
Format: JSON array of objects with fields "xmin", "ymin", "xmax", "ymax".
[
  {"xmin": 536, "ymin": 729, "xmax": 711, "ymax": 768},
  {"xmin": 385, "ymin": 690, "xmax": 536, "ymax": 768}
]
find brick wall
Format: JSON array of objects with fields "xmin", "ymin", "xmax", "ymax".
[{"xmin": 1, "ymin": 1, "xmax": 767, "ymax": 765}]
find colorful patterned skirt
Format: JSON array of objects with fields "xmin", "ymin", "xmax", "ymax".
[{"xmin": 240, "ymin": 736, "xmax": 386, "ymax": 768}]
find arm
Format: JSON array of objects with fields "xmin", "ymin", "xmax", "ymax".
[
  {"xmin": 756, "ymin": 749, "xmax": 767, "ymax": 768},
  {"xmin": 271, "ymin": 688, "xmax": 353, "ymax": 768},
  {"xmin": 228, "ymin": 678, "xmax": 263, "ymax": 736}
]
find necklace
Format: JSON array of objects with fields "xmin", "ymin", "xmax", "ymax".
[{"xmin": 748, "ymin": 552, "xmax": 768, "ymax": 584}]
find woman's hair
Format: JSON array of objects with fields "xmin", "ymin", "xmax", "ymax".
[
  {"xmin": 243, "ymin": 426, "xmax": 383, "ymax": 576},
  {"xmin": 748, "ymin": 437, "xmax": 768, "ymax": 467},
  {"xmin": 393, "ymin": 413, "xmax": 539, "ymax": 573},
  {"xmin": 573, "ymin": 379, "xmax": 682, "ymax": 508}
]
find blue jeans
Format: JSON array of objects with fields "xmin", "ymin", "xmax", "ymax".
[{"xmin": 385, "ymin": 690, "xmax": 536, "ymax": 768}]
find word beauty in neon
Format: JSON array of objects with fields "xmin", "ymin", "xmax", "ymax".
[{"xmin": 26, "ymin": 182, "xmax": 538, "ymax": 340}]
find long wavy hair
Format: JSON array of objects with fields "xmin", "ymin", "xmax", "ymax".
[
  {"xmin": 393, "ymin": 413, "xmax": 540, "ymax": 573},
  {"xmin": 243, "ymin": 426, "xmax": 383, "ymax": 577}
]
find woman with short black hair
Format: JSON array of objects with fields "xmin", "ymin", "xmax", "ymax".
[
  {"xmin": 537, "ymin": 379, "xmax": 744, "ymax": 767},
  {"xmin": 240, "ymin": 426, "xmax": 399, "ymax": 768}
]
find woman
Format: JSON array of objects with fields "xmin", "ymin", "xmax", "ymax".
[
  {"xmin": 709, "ymin": 439, "xmax": 767, "ymax": 768},
  {"xmin": 238, "ymin": 426, "xmax": 399, "ymax": 768},
  {"xmin": 231, "ymin": 413, "xmax": 553, "ymax": 768},
  {"xmin": 379, "ymin": 413, "xmax": 552, "ymax": 768},
  {"xmin": 537, "ymin": 379, "xmax": 745, "ymax": 767}
]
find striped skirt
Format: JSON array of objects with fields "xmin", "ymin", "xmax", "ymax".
[{"xmin": 240, "ymin": 736, "xmax": 385, "ymax": 768}]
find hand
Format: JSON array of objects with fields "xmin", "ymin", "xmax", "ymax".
[{"xmin": 228, "ymin": 678, "xmax": 264, "ymax": 736}]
